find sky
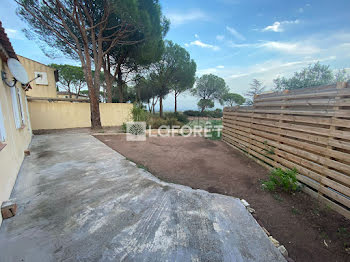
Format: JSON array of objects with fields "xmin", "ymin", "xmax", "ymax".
[{"xmin": 1, "ymin": 0, "xmax": 350, "ymax": 111}]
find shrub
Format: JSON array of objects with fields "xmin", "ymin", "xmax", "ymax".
[
  {"xmin": 131, "ymin": 104, "xmax": 150, "ymax": 122},
  {"xmin": 207, "ymin": 108, "xmax": 223, "ymax": 118},
  {"xmin": 164, "ymin": 112, "xmax": 189, "ymax": 124},
  {"xmin": 147, "ymin": 117, "xmax": 168, "ymax": 129},
  {"xmin": 121, "ymin": 123, "xmax": 127, "ymax": 133},
  {"xmin": 183, "ymin": 109, "xmax": 223, "ymax": 118},
  {"xmin": 262, "ymin": 168, "xmax": 300, "ymax": 193},
  {"xmin": 183, "ymin": 110, "xmax": 201, "ymax": 117}
]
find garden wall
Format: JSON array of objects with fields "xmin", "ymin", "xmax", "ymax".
[
  {"xmin": 28, "ymin": 100, "xmax": 132, "ymax": 130},
  {"xmin": 223, "ymin": 82, "xmax": 350, "ymax": 219}
]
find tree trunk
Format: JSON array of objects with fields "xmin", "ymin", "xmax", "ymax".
[
  {"xmin": 84, "ymin": 52, "xmax": 101, "ymax": 129},
  {"xmin": 174, "ymin": 92, "xmax": 177, "ymax": 113},
  {"xmin": 116, "ymin": 62, "xmax": 123, "ymax": 103},
  {"xmin": 103, "ymin": 55, "xmax": 113, "ymax": 103},
  {"xmin": 85, "ymin": 73, "xmax": 101, "ymax": 129},
  {"xmin": 159, "ymin": 96, "xmax": 163, "ymax": 118}
]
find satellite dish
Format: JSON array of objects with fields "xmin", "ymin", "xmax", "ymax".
[{"xmin": 7, "ymin": 58, "xmax": 29, "ymax": 84}]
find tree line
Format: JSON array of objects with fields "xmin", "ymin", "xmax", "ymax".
[
  {"xmin": 245, "ymin": 62, "xmax": 350, "ymax": 103},
  {"xmin": 17, "ymin": 0, "xmax": 245, "ymax": 125}
]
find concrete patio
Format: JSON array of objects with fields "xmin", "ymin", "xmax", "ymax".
[{"xmin": 0, "ymin": 133, "xmax": 285, "ymax": 261}]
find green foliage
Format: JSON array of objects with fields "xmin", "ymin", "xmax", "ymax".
[
  {"xmin": 149, "ymin": 40, "xmax": 197, "ymax": 116},
  {"xmin": 131, "ymin": 104, "xmax": 150, "ymax": 122},
  {"xmin": 183, "ymin": 109, "xmax": 223, "ymax": 118},
  {"xmin": 164, "ymin": 112, "xmax": 189, "ymax": 124},
  {"xmin": 262, "ymin": 168, "xmax": 300, "ymax": 193},
  {"xmin": 192, "ymin": 74, "xmax": 229, "ymax": 105},
  {"xmin": 197, "ymin": 99, "xmax": 214, "ymax": 112},
  {"xmin": 246, "ymin": 79, "xmax": 265, "ymax": 100},
  {"xmin": 273, "ymin": 62, "xmax": 345, "ymax": 91},
  {"xmin": 49, "ymin": 64, "xmax": 85, "ymax": 96},
  {"xmin": 207, "ymin": 129, "xmax": 222, "ymax": 140},
  {"xmin": 222, "ymin": 93, "xmax": 245, "ymax": 107}
]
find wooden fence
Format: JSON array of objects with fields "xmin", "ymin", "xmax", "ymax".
[{"xmin": 222, "ymin": 82, "xmax": 350, "ymax": 219}]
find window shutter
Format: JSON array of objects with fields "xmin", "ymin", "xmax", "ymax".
[
  {"xmin": 0, "ymin": 101, "xmax": 6, "ymax": 141},
  {"xmin": 10, "ymin": 87, "xmax": 21, "ymax": 128}
]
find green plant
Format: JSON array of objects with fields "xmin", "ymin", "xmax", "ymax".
[
  {"xmin": 121, "ymin": 123, "xmax": 127, "ymax": 133},
  {"xmin": 273, "ymin": 193, "xmax": 283, "ymax": 202},
  {"xmin": 262, "ymin": 168, "xmax": 300, "ymax": 193},
  {"xmin": 164, "ymin": 112, "xmax": 189, "ymax": 124},
  {"xmin": 131, "ymin": 104, "xmax": 150, "ymax": 122},
  {"xmin": 291, "ymin": 207, "xmax": 301, "ymax": 215}
]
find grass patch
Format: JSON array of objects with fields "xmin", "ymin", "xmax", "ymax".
[{"xmin": 137, "ymin": 163, "xmax": 149, "ymax": 171}]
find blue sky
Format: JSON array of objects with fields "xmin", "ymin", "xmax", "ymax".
[{"xmin": 1, "ymin": 0, "xmax": 350, "ymax": 111}]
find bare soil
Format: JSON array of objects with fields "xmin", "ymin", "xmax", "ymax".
[{"xmin": 95, "ymin": 135, "xmax": 350, "ymax": 262}]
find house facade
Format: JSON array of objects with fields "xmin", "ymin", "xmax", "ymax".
[
  {"xmin": 18, "ymin": 55, "xmax": 58, "ymax": 98},
  {"xmin": 0, "ymin": 23, "xmax": 32, "ymax": 224}
]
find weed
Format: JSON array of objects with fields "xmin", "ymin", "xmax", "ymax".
[
  {"xmin": 320, "ymin": 231, "xmax": 329, "ymax": 240},
  {"xmin": 262, "ymin": 168, "xmax": 300, "ymax": 193},
  {"xmin": 291, "ymin": 207, "xmax": 301, "ymax": 215},
  {"xmin": 137, "ymin": 163, "xmax": 148, "ymax": 171},
  {"xmin": 207, "ymin": 129, "xmax": 222, "ymax": 140},
  {"xmin": 273, "ymin": 193, "xmax": 283, "ymax": 202},
  {"xmin": 337, "ymin": 227, "xmax": 349, "ymax": 237}
]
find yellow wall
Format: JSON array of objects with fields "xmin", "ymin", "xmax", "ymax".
[
  {"xmin": 0, "ymin": 58, "xmax": 32, "ymax": 225},
  {"xmin": 18, "ymin": 55, "xmax": 57, "ymax": 98},
  {"xmin": 28, "ymin": 101, "xmax": 132, "ymax": 130}
]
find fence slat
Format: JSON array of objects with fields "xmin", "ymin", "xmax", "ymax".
[{"xmin": 223, "ymin": 82, "xmax": 350, "ymax": 219}]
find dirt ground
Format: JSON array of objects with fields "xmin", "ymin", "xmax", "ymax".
[{"xmin": 95, "ymin": 135, "xmax": 350, "ymax": 262}]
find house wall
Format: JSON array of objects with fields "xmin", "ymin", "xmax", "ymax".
[
  {"xmin": 18, "ymin": 55, "xmax": 57, "ymax": 98},
  {"xmin": 28, "ymin": 101, "xmax": 132, "ymax": 130},
  {"xmin": 0, "ymin": 58, "xmax": 32, "ymax": 225}
]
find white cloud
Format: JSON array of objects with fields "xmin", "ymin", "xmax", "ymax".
[
  {"xmin": 262, "ymin": 20, "xmax": 300, "ymax": 32},
  {"xmin": 188, "ymin": 40, "xmax": 220, "ymax": 51},
  {"xmin": 226, "ymin": 26, "xmax": 246, "ymax": 41},
  {"xmin": 228, "ymin": 39, "xmax": 320, "ymax": 55},
  {"xmin": 5, "ymin": 28, "xmax": 25, "ymax": 40},
  {"xmin": 260, "ymin": 41, "xmax": 321, "ymax": 54},
  {"xmin": 217, "ymin": 65, "xmax": 225, "ymax": 69},
  {"xmin": 194, "ymin": 34, "xmax": 199, "ymax": 39},
  {"xmin": 167, "ymin": 10, "xmax": 208, "ymax": 26},
  {"xmin": 216, "ymin": 35, "xmax": 225, "ymax": 41}
]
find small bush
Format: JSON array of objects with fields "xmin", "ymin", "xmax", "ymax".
[
  {"xmin": 131, "ymin": 104, "xmax": 150, "ymax": 122},
  {"xmin": 164, "ymin": 112, "xmax": 189, "ymax": 124},
  {"xmin": 183, "ymin": 109, "xmax": 223, "ymax": 118},
  {"xmin": 121, "ymin": 123, "xmax": 127, "ymax": 133},
  {"xmin": 262, "ymin": 168, "xmax": 300, "ymax": 193},
  {"xmin": 148, "ymin": 117, "xmax": 168, "ymax": 129},
  {"xmin": 183, "ymin": 110, "xmax": 201, "ymax": 117}
]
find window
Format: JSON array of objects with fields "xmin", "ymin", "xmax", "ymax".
[
  {"xmin": 10, "ymin": 87, "xmax": 25, "ymax": 129},
  {"xmin": 0, "ymin": 101, "xmax": 6, "ymax": 141}
]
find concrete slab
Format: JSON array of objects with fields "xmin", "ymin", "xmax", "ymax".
[{"xmin": 0, "ymin": 134, "xmax": 286, "ymax": 262}]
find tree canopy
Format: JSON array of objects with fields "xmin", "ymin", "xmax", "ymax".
[
  {"xmin": 245, "ymin": 79, "xmax": 265, "ymax": 104},
  {"xmin": 16, "ymin": 0, "xmax": 166, "ymax": 128},
  {"xmin": 49, "ymin": 64, "xmax": 85, "ymax": 98},
  {"xmin": 197, "ymin": 99, "xmax": 214, "ymax": 112},
  {"xmin": 149, "ymin": 40, "xmax": 196, "ymax": 117},
  {"xmin": 191, "ymin": 74, "xmax": 228, "ymax": 111},
  {"xmin": 222, "ymin": 93, "xmax": 245, "ymax": 107},
  {"xmin": 273, "ymin": 62, "xmax": 338, "ymax": 90}
]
